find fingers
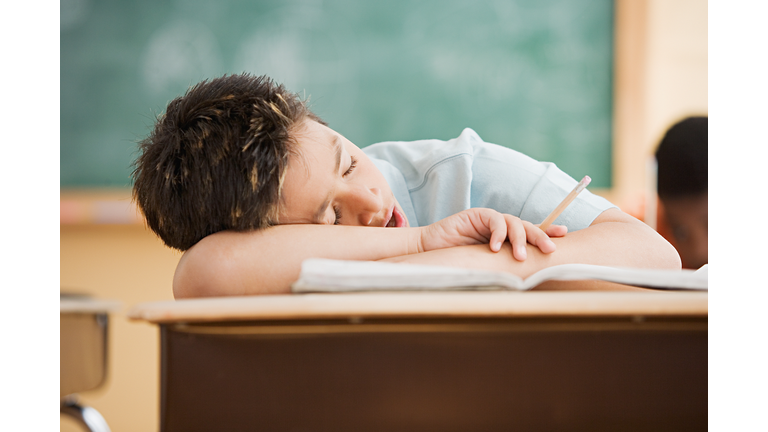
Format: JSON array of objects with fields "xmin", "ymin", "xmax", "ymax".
[
  {"xmin": 524, "ymin": 221, "xmax": 557, "ymax": 254},
  {"xmin": 503, "ymin": 214, "xmax": 528, "ymax": 260},
  {"xmin": 543, "ymin": 224, "xmax": 568, "ymax": 238},
  {"xmin": 468, "ymin": 209, "xmax": 565, "ymax": 259},
  {"xmin": 483, "ymin": 210, "xmax": 508, "ymax": 252},
  {"xmin": 499, "ymin": 214, "xmax": 559, "ymax": 260}
]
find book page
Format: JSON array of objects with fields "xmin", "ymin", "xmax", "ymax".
[
  {"xmin": 522, "ymin": 264, "xmax": 708, "ymax": 290},
  {"xmin": 292, "ymin": 259, "xmax": 708, "ymax": 293},
  {"xmin": 292, "ymin": 259, "xmax": 525, "ymax": 292}
]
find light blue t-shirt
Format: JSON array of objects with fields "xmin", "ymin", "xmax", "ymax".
[{"xmin": 363, "ymin": 128, "xmax": 616, "ymax": 230}]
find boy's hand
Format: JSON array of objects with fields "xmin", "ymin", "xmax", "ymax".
[{"xmin": 418, "ymin": 208, "xmax": 567, "ymax": 261}]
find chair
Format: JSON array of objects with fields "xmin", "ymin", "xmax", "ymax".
[{"xmin": 60, "ymin": 293, "xmax": 120, "ymax": 432}]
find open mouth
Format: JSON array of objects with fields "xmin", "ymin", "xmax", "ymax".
[
  {"xmin": 386, "ymin": 212, "xmax": 396, "ymax": 227},
  {"xmin": 384, "ymin": 205, "xmax": 405, "ymax": 227}
]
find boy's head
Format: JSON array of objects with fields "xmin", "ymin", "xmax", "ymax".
[
  {"xmin": 133, "ymin": 73, "xmax": 324, "ymax": 251},
  {"xmin": 277, "ymin": 119, "xmax": 409, "ymax": 229},
  {"xmin": 654, "ymin": 116, "xmax": 708, "ymax": 269}
]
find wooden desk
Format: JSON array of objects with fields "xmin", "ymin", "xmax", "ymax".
[{"xmin": 129, "ymin": 291, "xmax": 707, "ymax": 432}]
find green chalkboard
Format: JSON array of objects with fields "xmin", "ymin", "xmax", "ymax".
[{"xmin": 61, "ymin": 0, "xmax": 614, "ymax": 187}]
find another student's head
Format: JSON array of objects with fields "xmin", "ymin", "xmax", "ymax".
[
  {"xmin": 655, "ymin": 116, "xmax": 708, "ymax": 269},
  {"xmin": 133, "ymin": 73, "xmax": 406, "ymax": 251}
]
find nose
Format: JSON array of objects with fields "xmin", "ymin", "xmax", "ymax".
[{"xmin": 339, "ymin": 185, "xmax": 383, "ymax": 226}]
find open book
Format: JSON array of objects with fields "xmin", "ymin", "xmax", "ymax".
[{"xmin": 291, "ymin": 259, "xmax": 708, "ymax": 293}]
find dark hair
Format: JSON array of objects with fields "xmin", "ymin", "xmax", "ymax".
[
  {"xmin": 655, "ymin": 116, "xmax": 708, "ymax": 200},
  {"xmin": 132, "ymin": 73, "xmax": 324, "ymax": 251}
]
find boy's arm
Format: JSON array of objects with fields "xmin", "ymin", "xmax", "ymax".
[
  {"xmin": 381, "ymin": 208, "xmax": 681, "ymax": 290},
  {"xmin": 173, "ymin": 208, "xmax": 558, "ymax": 298},
  {"xmin": 174, "ymin": 224, "xmax": 421, "ymax": 297},
  {"xmin": 174, "ymin": 208, "xmax": 678, "ymax": 297}
]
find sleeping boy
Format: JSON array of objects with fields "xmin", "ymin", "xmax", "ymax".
[{"xmin": 132, "ymin": 73, "xmax": 680, "ymax": 298}]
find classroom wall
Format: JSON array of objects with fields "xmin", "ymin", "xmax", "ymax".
[
  {"xmin": 60, "ymin": 222, "xmax": 179, "ymax": 432},
  {"xmin": 610, "ymin": 0, "xmax": 708, "ymax": 215},
  {"xmin": 645, "ymin": 0, "xmax": 708, "ymax": 149},
  {"xmin": 60, "ymin": 1, "xmax": 707, "ymax": 430}
]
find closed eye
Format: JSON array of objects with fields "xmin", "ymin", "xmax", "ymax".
[
  {"xmin": 334, "ymin": 156, "xmax": 357, "ymax": 224},
  {"xmin": 343, "ymin": 156, "xmax": 357, "ymax": 177}
]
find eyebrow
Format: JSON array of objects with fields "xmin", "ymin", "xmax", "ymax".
[{"xmin": 311, "ymin": 137, "xmax": 343, "ymax": 223}]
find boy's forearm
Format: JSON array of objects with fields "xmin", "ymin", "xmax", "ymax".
[
  {"xmin": 174, "ymin": 224, "xmax": 425, "ymax": 298},
  {"xmin": 381, "ymin": 245, "xmax": 654, "ymax": 291},
  {"xmin": 381, "ymin": 209, "xmax": 681, "ymax": 281}
]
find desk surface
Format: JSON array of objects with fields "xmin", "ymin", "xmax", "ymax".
[
  {"xmin": 128, "ymin": 291, "xmax": 707, "ymax": 324},
  {"xmin": 61, "ymin": 296, "xmax": 122, "ymax": 314}
]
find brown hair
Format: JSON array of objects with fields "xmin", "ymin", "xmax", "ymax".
[{"xmin": 132, "ymin": 74, "xmax": 324, "ymax": 251}]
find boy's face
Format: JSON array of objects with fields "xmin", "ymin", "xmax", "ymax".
[
  {"xmin": 661, "ymin": 194, "xmax": 708, "ymax": 269},
  {"xmin": 278, "ymin": 119, "xmax": 409, "ymax": 228}
]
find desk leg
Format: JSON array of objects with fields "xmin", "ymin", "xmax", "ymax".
[{"xmin": 60, "ymin": 395, "xmax": 111, "ymax": 432}]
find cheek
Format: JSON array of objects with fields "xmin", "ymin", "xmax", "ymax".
[{"xmin": 360, "ymin": 156, "xmax": 389, "ymax": 190}]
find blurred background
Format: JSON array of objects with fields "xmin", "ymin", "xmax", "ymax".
[{"xmin": 60, "ymin": 0, "xmax": 707, "ymax": 430}]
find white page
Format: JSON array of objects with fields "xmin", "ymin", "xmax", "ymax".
[
  {"xmin": 521, "ymin": 264, "xmax": 708, "ymax": 290},
  {"xmin": 293, "ymin": 259, "xmax": 525, "ymax": 292},
  {"xmin": 292, "ymin": 259, "xmax": 708, "ymax": 293}
]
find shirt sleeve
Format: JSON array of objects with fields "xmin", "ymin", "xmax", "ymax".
[{"xmin": 468, "ymin": 131, "xmax": 616, "ymax": 231}]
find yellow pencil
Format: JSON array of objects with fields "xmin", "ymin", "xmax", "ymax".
[{"xmin": 538, "ymin": 175, "xmax": 591, "ymax": 232}]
